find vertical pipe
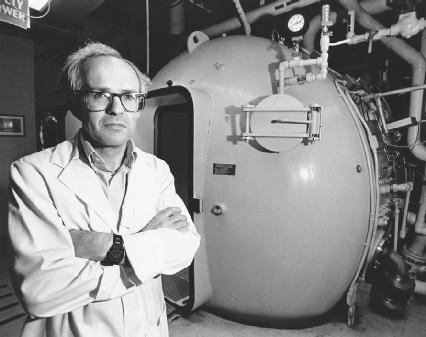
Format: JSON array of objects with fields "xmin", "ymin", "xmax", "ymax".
[
  {"xmin": 394, "ymin": 200, "xmax": 400, "ymax": 251},
  {"xmin": 405, "ymin": 30, "xmax": 426, "ymax": 260},
  {"xmin": 400, "ymin": 188, "xmax": 412, "ymax": 239},
  {"xmin": 303, "ymin": 14, "xmax": 323, "ymax": 54},
  {"xmin": 338, "ymin": 0, "xmax": 426, "ymax": 161},
  {"xmin": 146, "ymin": 0, "xmax": 150, "ymax": 75},
  {"xmin": 414, "ymin": 174, "xmax": 426, "ymax": 235},
  {"xmin": 233, "ymin": 0, "xmax": 251, "ymax": 35},
  {"xmin": 169, "ymin": 0, "xmax": 185, "ymax": 36}
]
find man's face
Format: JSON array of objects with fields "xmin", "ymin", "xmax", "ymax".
[{"xmin": 79, "ymin": 55, "xmax": 141, "ymax": 149}]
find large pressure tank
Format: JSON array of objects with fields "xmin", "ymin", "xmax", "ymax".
[{"xmin": 136, "ymin": 35, "xmax": 373, "ymax": 327}]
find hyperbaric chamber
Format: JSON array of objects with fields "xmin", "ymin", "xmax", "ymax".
[{"xmin": 136, "ymin": 35, "xmax": 396, "ymax": 326}]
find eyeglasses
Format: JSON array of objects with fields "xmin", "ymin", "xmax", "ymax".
[{"xmin": 74, "ymin": 91, "xmax": 146, "ymax": 112}]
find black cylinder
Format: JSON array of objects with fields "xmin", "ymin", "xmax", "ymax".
[{"xmin": 367, "ymin": 242, "xmax": 415, "ymax": 316}]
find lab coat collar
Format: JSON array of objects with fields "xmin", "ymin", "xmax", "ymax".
[
  {"xmin": 50, "ymin": 132, "xmax": 151, "ymax": 233},
  {"xmin": 50, "ymin": 132, "xmax": 117, "ymax": 231}
]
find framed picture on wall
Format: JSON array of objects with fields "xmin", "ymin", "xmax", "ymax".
[{"xmin": 0, "ymin": 115, "xmax": 25, "ymax": 136}]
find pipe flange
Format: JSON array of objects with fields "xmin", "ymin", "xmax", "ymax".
[{"xmin": 401, "ymin": 246, "xmax": 426, "ymax": 265}]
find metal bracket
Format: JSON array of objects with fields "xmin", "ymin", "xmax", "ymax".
[
  {"xmin": 191, "ymin": 198, "xmax": 203, "ymax": 214},
  {"xmin": 241, "ymin": 104, "xmax": 323, "ymax": 143}
]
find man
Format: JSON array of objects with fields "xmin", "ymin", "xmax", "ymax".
[{"xmin": 8, "ymin": 41, "xmax": 200, "ymax": 337}]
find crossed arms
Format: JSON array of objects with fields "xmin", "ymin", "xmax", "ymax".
[
  {"xmin": 8, "ymin": 158, "xmax": 200, "ymax": 318},
  {"xmin": 70, "ymin": 206, "xmax": 191, "ymax": 263}
]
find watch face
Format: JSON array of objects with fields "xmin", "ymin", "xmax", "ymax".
[
  {"xmin": 288, "ymin": 13, "xmax": 305, "ymax": 33},
  {"xmin": 109, "ymin": 249, "xmax": 124, "ymax": 263}
]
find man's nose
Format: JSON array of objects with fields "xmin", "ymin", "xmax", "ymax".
[{"xmin": 107, "ymin": 96, "xmax": 125, "ymax": 115}]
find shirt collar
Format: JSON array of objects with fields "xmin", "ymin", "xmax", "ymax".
[{"xmin": 77, "ymin": 129, "xmax": 137, "ymax": 173}]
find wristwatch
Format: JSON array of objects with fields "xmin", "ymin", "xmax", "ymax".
[{"xmin": 103, "ymin": 234, "xmax": 124, "ymax": 265}]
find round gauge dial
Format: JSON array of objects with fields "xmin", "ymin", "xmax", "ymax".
[{"xmin": 288, "ymin": 13, "xmax": 305, "ymax": 33}]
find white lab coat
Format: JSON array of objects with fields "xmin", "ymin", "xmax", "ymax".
[{"xmin": 8, "ymin": 134, "xmax": 200, "ymax": 337}]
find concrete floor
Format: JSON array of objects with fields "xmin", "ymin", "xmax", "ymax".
[
  {"xmin": 169, "ymin": 304, "xmax": 426, "ymax": 337},
  {"xmin": 2, "ymin": 295, "xmax": 426, "ymax": 337},
  {"xmin": 169, "ymin": 284, "xmax": 426, "ymax": 337}
]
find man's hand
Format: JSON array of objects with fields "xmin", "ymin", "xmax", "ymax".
[
  {"xmin": 69, "ymin": 230, "xmax": 112, "ymax": 261},
  {"xmin": 142, "ymin": 207, "xmax": 190, "ymax": 232}
]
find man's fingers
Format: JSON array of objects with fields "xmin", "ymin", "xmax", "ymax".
[
  {"xmin": 158, "ymin": 207, "xmax": 181, "ymax": 217},
  {"xmin": 168, "ymin": 213, "xmax": 187, "ymax": 223},
  {"xmin": 143, "ymin": 208, "xmax": 188, "ymax": 232},
  {"xmin": 173, "ymin": 220, "xmax": 190, "ymax": 231}
]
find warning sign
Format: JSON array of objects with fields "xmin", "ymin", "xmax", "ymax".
[{"xmin": 0, "ymin": 0, "xmax": 30, "ymax": 29}]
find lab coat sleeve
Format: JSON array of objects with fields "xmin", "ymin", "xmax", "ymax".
[
  {"xmin": 123, "ymin": 159, "xmax": 200, "ymax": 283},
  {"xmin": 8, "ymin": 161, "xmax": 135, "ymax": 318}
]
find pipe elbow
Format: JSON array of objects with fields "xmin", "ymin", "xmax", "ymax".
[
  {"xmin": 368, "ymin": 240, "xmax": 415, "ymax": 315},
  {"xmin": 383, "ymin": 247, "xmax": 410, "ymax": 280}
]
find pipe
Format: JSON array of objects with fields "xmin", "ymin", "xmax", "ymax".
[
  {"xmin": 233, "ymin": 0, "xmax": 251, "ymax": 35},
  {"xmin": 375, "ymin": 98, "xmax": 388, "ymax": 133},
  {"xmin": 338, "ymin": 0, "xmax": 426, "ymax": 161},
  {"xmin": 303, "ymin": 13, "xmax": 322, "ymax": 54},
  {"xmin": 169, "ymin": 0, "xmax": 185, "ymax": 36},
  {"xmin": 415, "ymin": 279, "xmax": 426, "ymax": 295},
  {"xmin": 403, "ymin": 29, "xmax": 426, "ymax": 272},
  {"xmin": 342, "ymin": 88, "xmax": 380, "ymax": 263},
  {"xmin": 406, "ymin": 234, "xmax": 426, "ymax": 257},
  {"xmin": 202, "ymin": 0, "xmax": 320, "ymax": 37},
  {"xmin": 281, "ymin": 4, "xmax": 332, "ymax": 87},
  {"xmin": 146, "ymin": 0, "xmax": 150, "ymax": 75},
  {"xmin": 360, "ymin": 0, "xmax": 391, "ymax": 15},
  {"xmin": 368, "ymin": 242, "xmax": 415, "ymax": 315},
  {"xmin": 406, "ymin": 165, "xmax": 426, "ymax": 260},
  {"xmin": 414, "ymin": 186, "xmax": 426, "ymax": 235},
  {"xmin": 303, "ymin": 0, "xmax": 390, "ymax": 54},
  {"xmin": 335, "ymin": 81, "xmax": 377, "ymax": 309},
  {"xmin": 303, "ymin": 12, "xmax": 337, "ymax": 54},
  {"xmin": 362, "ymin": 83, "xmax": 426, "ymax": 100},
  {"xmin": 383, "ymin": 245, "xmax": 411, "ymax": 277},
  {"xmin": 400, "ymin": 185, "xmax": 412, "ymax": 239},
  {"xmin": 394, "ymin": 199, "xmax": 400, "ymax": 251}
]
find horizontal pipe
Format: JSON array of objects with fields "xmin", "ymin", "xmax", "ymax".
[
  {"xmin": 406, "ymin": 234, "xmax": 426, "ymax": 257},
  {"xmin": 202, "ymin": 0, "xmax": 320, "ymax": 37},
  {"xmin": 362, "ymin": 84, "xmax": 426, "ymax": 100},
  {"xmin": 360, "ymin": 0, "xmax": 391, "ymax": 15}
]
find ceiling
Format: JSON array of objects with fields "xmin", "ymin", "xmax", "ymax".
[
  {"xmin": 3, "ymin": 0, "xmax": 424, "ymax": 77},
  {"xmin": 27, "ymin": 0, "xmax": 285, "ymax": 71}
]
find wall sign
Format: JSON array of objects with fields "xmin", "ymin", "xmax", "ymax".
[
  {"xmin": 0, "ymin": 115, "xmax": 25, "ymax": 136},
  {"xmin": 0, "ymin": 0, "xmax": 30, "ymax": 29}
]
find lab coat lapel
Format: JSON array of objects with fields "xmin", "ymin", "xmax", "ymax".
[
  {"xmin": 51, "ymin": 139, "xmax": 116, "ymax": 230},
  {"xmin": 59, "ymin": 161, "xmax": 116, "ymax": 230},
  {"xmin": 120, "ymin": 159, "xmax": 142, "ymax": 229},
  {"xmin": 120, "ymin": 153, "xmax": 155, "ymax": 231}
]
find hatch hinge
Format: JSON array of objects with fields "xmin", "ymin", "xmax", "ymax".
[{"xmin": 191, "ymin": 198, "xmax": 203, "ymax": 214}]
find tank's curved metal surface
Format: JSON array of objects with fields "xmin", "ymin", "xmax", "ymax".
[{"xmin": 137, "ymin": 35, "xmax": 379, "ymax": 325}]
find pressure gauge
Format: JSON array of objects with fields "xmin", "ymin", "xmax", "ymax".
[
  {"xmin": 288, "ymin": 13, "xmax": 305, "ymax": 33},
  {"xmin": 283, "ymin": 11, "xmax": 309, "ymax": 38}
]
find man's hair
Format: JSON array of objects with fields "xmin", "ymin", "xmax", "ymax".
[{"xmin": 62, "ymin": 41, "xmax": 151, "ymax": 93}]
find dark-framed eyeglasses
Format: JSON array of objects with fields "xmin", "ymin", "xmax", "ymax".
[{"xmin": 73, "ymin": 91, "xmax": 146, "ymax": 112}]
